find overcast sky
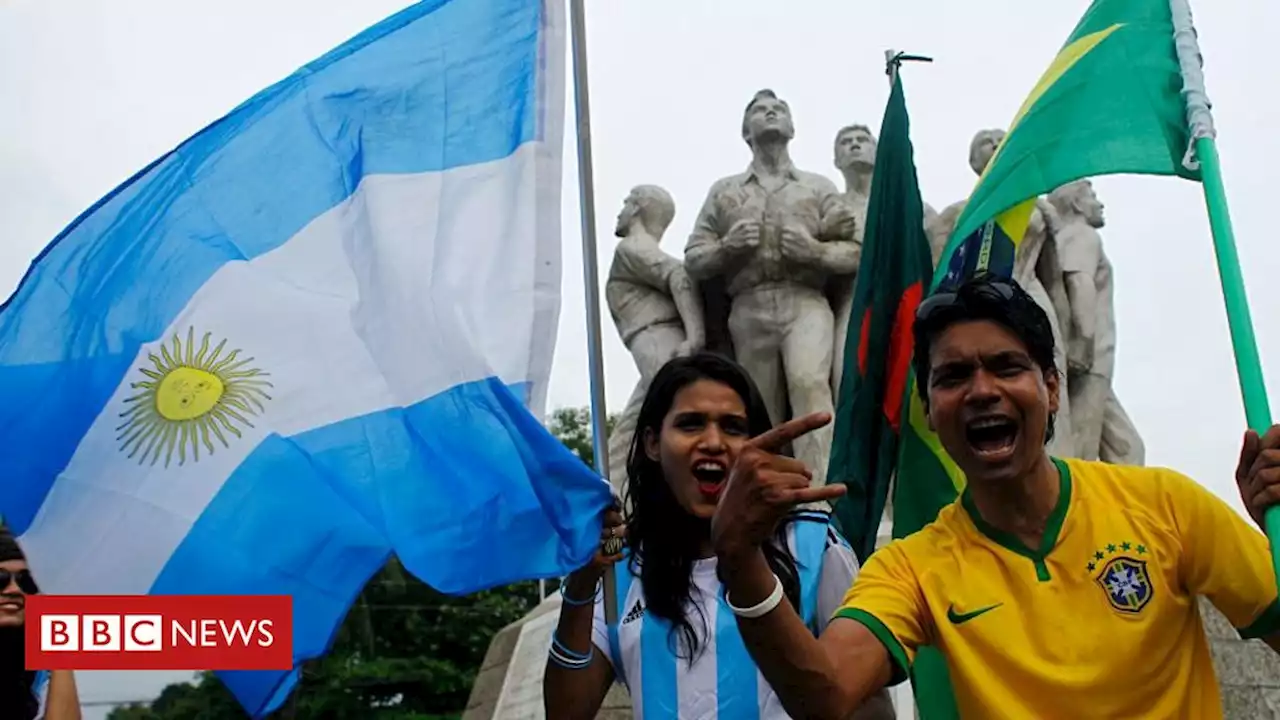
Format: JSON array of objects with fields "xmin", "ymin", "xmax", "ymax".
[{"xmin": 2, "ymin": 0, "xmax": 1277, "ymax": 713}]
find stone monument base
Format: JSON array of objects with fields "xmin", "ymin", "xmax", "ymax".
[
  {"xmin": 463, "ymin": 593, "xmax": 631, "ymax": 720},
  {"xmin": 465, "ymin": 570, "xmax": 1279, "ymax": 719},
  {"xmin": 1202, "ymin": 596, "xmax": 1280, "ymax": 717}
]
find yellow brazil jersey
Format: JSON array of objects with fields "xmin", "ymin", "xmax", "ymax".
[{"xmin": 835, "ymin": 457, "xmax": 1280, "ymax": 719}]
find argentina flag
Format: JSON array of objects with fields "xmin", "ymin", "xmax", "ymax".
[{"xmin": 0, "ymin": 0, "xmax": 612, "ymax": 714}]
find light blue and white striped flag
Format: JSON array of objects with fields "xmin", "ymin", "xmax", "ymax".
[{"xmin": 0, "ymin": 0, "xmax": 611, "ymax": 714}]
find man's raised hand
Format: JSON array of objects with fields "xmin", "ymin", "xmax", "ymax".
[
  {"xmin": 1237, "ymin": 424, "xmax": 1280, "ymax": 531},
  {"xmin": 711, "ymin": 412, "xmax": 847, "ymax": 561}
]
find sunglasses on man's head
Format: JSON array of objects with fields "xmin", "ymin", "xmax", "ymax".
[
  {"xmin": 0, "ymin": 569, "xmax": 38, "ymax": 595},
  {"xmin": 915, "ymin": 277, "xmax": 1018, "ymax": 324}
]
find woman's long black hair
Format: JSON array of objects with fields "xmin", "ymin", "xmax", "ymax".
[
  {"xmin": 623, "ymin": 352, "xmax": 803, "ymax": 662},
  {"xmin": 0, "ymin": 627, "xmax": 37, "ymax": 720},
  {"xmin": 0, "ymin": 523, "xmax": 38, "ymax": 720}
]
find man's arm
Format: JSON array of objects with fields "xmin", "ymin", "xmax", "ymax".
[
  {"xmin": 780, "ymin": 224, "xmax": 860, "ymax": 275},
  {"xmin": 806, "ymin": 188, "xmax": 861, "ymax": 275},
  {"xmin": 1234, "ymin": 426, "xmax": 1280, "ymax": 654},
  {"xmin": 711, "ymin": 413, "xmax": 922, "ymax": 719},
  {"xmin": 1058, "ymin": 226, "xmax": 1101, "ymax": 372},
  {"xmin": 1063, "ymin": 273, "xmax": 1097, "ymax": 350},
  {"xmin": 814, "ymin": 526, "xmax": 899, "ymax": 720},
  {"xmin": 668, "ymin": 266, "xmax": 706, "ymax": 351},
  {"xmin": 685, "ymin": 185, "xmax": 729, "ymax": 280},
  {"xmin": 1167, "ymin": 447, "xmax": 1280, "ymax": 656},
  {"xmin": 719, "ymin": 548, "xmax": 895, "ymax": 719},
  {"xmin": 818, "ymin": 239, "xmax": 861, "ymax": 275}
]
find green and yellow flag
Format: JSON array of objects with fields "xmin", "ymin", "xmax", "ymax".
[{"xmin": 896, "ymin": 1, "xmax": 1210, "ymax": 716}]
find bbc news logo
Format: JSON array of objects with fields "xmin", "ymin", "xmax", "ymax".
[{"xmin": 25, "ymin": 595, "xmax": 292, "ymax": 671}]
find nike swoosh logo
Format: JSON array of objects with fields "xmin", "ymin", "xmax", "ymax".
[{"xmin": 947, "ymin": 603, "xmax": 1003, "ymax": 624}]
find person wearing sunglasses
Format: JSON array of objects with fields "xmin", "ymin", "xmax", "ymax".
[
  {"xmin": 709, "ymin": 273, "xmax": 1280, "ymax": 718},
  {"xmin": 0, "ymin": 526, "xmax": 81, "ymax": 720}
]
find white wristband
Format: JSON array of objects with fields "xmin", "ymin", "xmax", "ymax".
[{"xmin": 726, "ymin": 573, "xmax": 784, "ymax": 618}]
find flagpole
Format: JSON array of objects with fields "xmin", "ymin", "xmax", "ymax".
[
  {"xmin": 1195, "ymin": 136, "xmax": 1279, "ymax": 570},
  {"xmin": 568, "ymin": 0, "xmax": 618, "ymax": 623},
  {"xmin": 1195, "ymin": 138, "xmax": 1271, "ymax": 429},
  {"xmin": 1169, "ymin": 0, "xmax": 1279, "ymax": 583}
]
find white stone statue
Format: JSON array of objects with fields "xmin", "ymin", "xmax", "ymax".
[
  {"xmin": 604, "ymin": 185, "xmax": 706, "ymax": 491},
  {"xmin": 1048, "ymin": 180, "xmax": 1145, "ymax": 465},
  {"xmin": 829, "ymin": 123, "xmax": 941, "ymax": 398},
  {"xmin": 937, "ymin": 129, "xmax": 1077, "ymax": 458},
  {"xmin": 684, "ymin": 89, "xmax": 859, "ymax": 490},
  {"xmin": 828, "ymin": 124, "xmax": 875, "ymax": 400},
  {"xmin": 931, "ymin": 129, "xmax": 1007, "ymax": 264}
]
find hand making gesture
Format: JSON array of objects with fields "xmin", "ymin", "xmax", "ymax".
[{"xmin": 711, "ymin": 412, "xmax": 848, "ymax": 562}]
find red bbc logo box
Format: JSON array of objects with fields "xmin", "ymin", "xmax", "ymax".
[{"xmin": 24, "ymin": 595, "xmax": 293, "ymax": 671}]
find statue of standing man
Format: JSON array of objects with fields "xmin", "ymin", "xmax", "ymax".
[
  {"xmin": 830, "ymin": 123, "xmax": 941, "ymax": 397},
  {"xmin": 604, "ymin": 185, "xmax": 705, "ymax": 492},
  {"xmin": 685, "ymin": 89, "xmax": 859, "ymax": 490},
  {"xmin": 828, "ymin": 124, "xmax": 876, "ymax": 399},
  {"xmin": 1049, "ymin": 180, "xmax": 1144, "ymax": 465}
]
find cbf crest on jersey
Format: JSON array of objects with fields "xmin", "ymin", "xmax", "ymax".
[{"xmin": 1094, "ymin": 552, "xmax": 1154, "ymax": 614}]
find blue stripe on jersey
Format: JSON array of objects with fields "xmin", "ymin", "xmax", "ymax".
[
  {"xmin": 615, "ymin": 514, "xmax": 839, "ymax": 719},
  {"xmin": 640, "ymin": 601, "xmax": 680, "ymax": 718},
  {"xmin": 716, "ymin": 591, "xmax": 761, "ymax": 719},
  {"xmin": 794, "ymin": 517, "xmax": 828, "ymax": 630}
]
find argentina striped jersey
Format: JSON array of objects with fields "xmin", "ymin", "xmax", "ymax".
[{"xmin": 590, "ymin": 511, "xmax": 859, "ymax": 719}]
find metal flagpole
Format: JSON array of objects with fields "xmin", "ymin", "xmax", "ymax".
[
  {"xmin": 569, "ymin": 0, "xmax": 619, "ymax": 624},
  {"xmin": 1169, "ymin": 0, "xmax": 1279, "ymax": 584}
]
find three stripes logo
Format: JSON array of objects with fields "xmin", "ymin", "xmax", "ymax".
[{"xmin": 622, "ymin": 599, "xmax": 645, "ymax": 625}]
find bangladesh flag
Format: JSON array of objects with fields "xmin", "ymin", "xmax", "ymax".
[
  {"xmin": 826, "ymin": 73, "xmax": 933, "ymax": 564},
  {"xmin": 896, "ymin": 0, "xmax": 1211, "ymax": 718}
]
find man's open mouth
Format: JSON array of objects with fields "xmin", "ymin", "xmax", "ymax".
[
  {"xmin": 692, "ymin": 460, "xmax": 727, "ymax": 497},
  {"xmin": 965, "ymin": 416, "xmax": 1018, "ymax": 459}
]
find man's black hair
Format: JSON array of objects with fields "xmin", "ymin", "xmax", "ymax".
[{"xmin": 911, "ymin": 273, "xmax": 1059, "ymax": 443}]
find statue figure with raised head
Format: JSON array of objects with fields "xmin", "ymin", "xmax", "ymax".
[
  {"xmin": 932, "ymin": 129, "xmax": 1009, "ymax": 263},
  {"xmin": 684, "ymin": 89, "xmax": 859, "ymax": 490},
  {"xmin": 828, "ymin": 123, "xmax": 876, "ymax": 399},
  {"xmin": 937, "ymin": 128, "xmax": 1077, "ymax": 458},
  {"xmin": 604, "ymin": 185, "xmax": 705, "ymax": 491},
  {"xmin": 1049, "ymin": 179, "xmax": 1144, "ymax": 465},
  {"xmin": 830, "ymin": 123, "xmax": 941, "ymax": 397}
]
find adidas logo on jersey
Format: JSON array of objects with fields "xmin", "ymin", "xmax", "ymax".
[{"xmin": 622, "ymin": 599, "xmax": 645, "ymax": 625}]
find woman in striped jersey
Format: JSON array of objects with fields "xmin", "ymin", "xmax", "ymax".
[{"xmin": 544, "ymin": 352, "xmax": 895, "ymax": 719}]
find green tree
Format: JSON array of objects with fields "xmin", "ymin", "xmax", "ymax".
[
  {"xmin": 108, "ymin": 406, "xmax": 611, "ymax": 719},
  {"xmin": 545, "ymin": 406, "xmax": 616, "ymax": 470}
]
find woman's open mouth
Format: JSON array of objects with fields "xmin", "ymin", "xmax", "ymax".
[
  {"xmin": 692, "ymin": 460, "xmax": 727, "ymax": 498},
  {"xmin": 965, "ymin": 416, "xmax": 1019, "ymax": 461}
]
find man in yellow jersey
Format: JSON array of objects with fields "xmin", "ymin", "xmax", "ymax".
[{"xmin": 710, "ymin": 274, "xmax": 1280, "ymax": 719}]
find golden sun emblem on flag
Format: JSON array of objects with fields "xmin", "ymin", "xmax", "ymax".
[{"xmin": 116, "ymin": 328, "xmax": 273, "ymax": 467}]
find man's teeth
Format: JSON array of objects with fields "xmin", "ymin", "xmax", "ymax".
[{"xmin": 695, "ymin": 462, "xmax": 725, "ymax": 472}]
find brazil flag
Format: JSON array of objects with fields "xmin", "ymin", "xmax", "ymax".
[{"xmin": 896, "ymin": 1, "xmax": 1207, "ymax": 717}]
